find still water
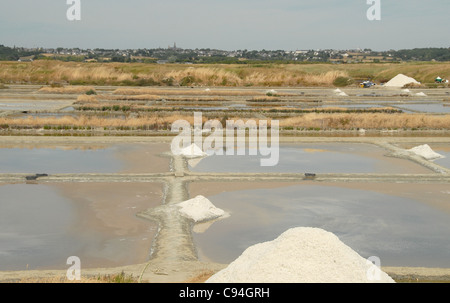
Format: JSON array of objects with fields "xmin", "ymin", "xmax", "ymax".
[{"xmin": 193, "ymin": 184, "xmax": 450, "ymax": 268}]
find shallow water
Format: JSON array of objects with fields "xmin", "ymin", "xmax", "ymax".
[
  {"xmin": 0, "ymin": 143, "xmax": 170, "ymax": 174},
  {"xmin": 0, "ymin": 184, "xmax": 79, "ymax": 270},
  {"xmin": 395, "ymin": 103, "xmax": 450, "ymax": 113},
  {"xmin": 0, "ymin": 101, "xmax": 70, "ymax": 111},
  {"xmin": 193, "ymin": 184, "xmax": 450, "ymax": 267},
  {"xmin": 190, "ymin": 143, "xmax": 430, "ymax": 174},
  {"xmin": 432, "ymin": 149, "xmax": 450, "ymax": 169},
  {"xmin": 0, "ymin": 183, "xmax": 161, "ymax": 270},
  {"xmin": 0, "ymin": 146, "xmax": 123, "ymax": 174}
]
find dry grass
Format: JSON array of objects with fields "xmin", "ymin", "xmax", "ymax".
[
  {"xmin": 113, "ymin": 88, "xmax": 264, "ymax": 96},
  {"xmin": 76, "ymin": 94, "xmax": 99, "ymax": 103},
  {"xmin": 279, "ymin": 113, "xmax": 450, "ymax": 129},
  {"xmin": 2, "ymin": 112, "xmax": 449, "ymax": 130},
  {"xmin": 0, "ymin": 114, "xmax": 197, "ymax": 128},
  {"xmin": 1, "ymin": 61, "xmax": 448, "ymax": 87},
  {"xmin": 38, "ymin": 86, "xmax": 96, "ymax": 94},
  {"xmin": 100, "ymin": 94, "xmax": 162, "ymax": 101},
  {"xmin": 18, "ymin": 271, "xmax": 138, "ymax": 283}
]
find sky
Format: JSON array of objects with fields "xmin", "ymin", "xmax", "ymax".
[{"xmin": 0, "ymin": 0, "xmax": 449, "ymax": 51}]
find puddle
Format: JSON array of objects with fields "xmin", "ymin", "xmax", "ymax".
[
  {"xmin": 189, "ymin": 143, "xmax": 431, "ymax": 174},
  {"xmin": 0, "ymin": 143, "xmax": 170, "ymax": 174},
  {"xmin": 192, "ymin": 183, "xmax": 450, "ymax": 268},
  {"xmin": 0, "ymin": 183, "xmax": 162, "ymax": 270}
]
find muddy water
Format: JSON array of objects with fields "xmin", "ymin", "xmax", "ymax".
[
  {"xmin": 0, "ymin": 182, "xmax": 163, "ymax": 271},
  {"xmin": 190, "ymin": 143, "xmax": 432, "ymax": 174},
  {"xmin": 191, "ymin": 183, "xmax": 450, "ymax": 268}
]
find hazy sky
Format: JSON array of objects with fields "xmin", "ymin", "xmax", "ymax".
[{"xmin": 0, "ymin": 0, "xmax": 449, "ymax": 51}]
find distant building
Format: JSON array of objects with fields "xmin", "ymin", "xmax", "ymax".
[
  {"xmin": 168, "ymin": 42, "xmax": 178, "ymax": 50},
  {"xmin": 18, "ymin": 56, "xmax": 34, "ymax": 62}
]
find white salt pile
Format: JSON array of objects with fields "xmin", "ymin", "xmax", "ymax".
[
  {"xmin": 408, "ymin": 144, "xmax": 444, "ymax": 160},
  {"xmin": 180, "ymin": 143, "xmax": 207, "ymax": 158},
  {"xmin": 384, "ymin": 74, "xmax": 421, "ymax": 87},
  {"xmin": 177, "ymin": 195, "xmax": 227, "ymax": 223},
  {"xmin": 415, "ymin": 92, "xmax": 427, "ymax": 97},
  {"xmin": 206, "ymin": 227, "xmax": 395, "ymax": 283},
  {"xmin": 333, "ymin": 89, "xmax": 348, "ymax": 96}
]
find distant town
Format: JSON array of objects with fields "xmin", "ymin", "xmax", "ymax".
[{"xmin": 1, "ymin": 44, "xmax": 449, "ymax": 64}]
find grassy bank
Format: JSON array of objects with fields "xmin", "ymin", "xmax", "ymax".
[
  {"xmin": 1, "ymin": 113, "xmax": 449, "ymax": 131},
  {"xmin": 1, "ymin": 60, "xmax": 449, "ymax": 87}
]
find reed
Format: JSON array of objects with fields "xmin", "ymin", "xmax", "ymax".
[{"xmin": 1, "ymin": 113, "xmax": 449, "ymax": 130}]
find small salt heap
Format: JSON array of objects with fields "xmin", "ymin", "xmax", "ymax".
[
  {"xmin": 334, "ymin": 88, "xmax": 348, "ymax": 96},
  {"xmin": 408, "ymin": 144, "xmax": 444, "ymax": 160},
  {"xmin": 415, "ymin": 92, "xmax": 427, "ymax": 97},
  {"xmin": 206, "ymin": 227, "xmax": 395, "ymax": 283},
  {"xmin": 177, "ymin": 195, "xmax": 227, "ymax": 223},
  {"xmin": 179, "ymin": 143, "xmax": 207, "ymax": 158}
]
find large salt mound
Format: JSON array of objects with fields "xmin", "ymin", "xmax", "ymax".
[
  {"xmin": 408, "ymin": 144, "xmax": 444, "ymax": 160},
  {"xmin": 206, "ymin": 227, "xmax": 395, "ymax": 283},
  {"xmin": 177, "ymin": 195, "xmax": 227, "ymax": 223},
  {"xmin": 384, "ymin": 74, "xmax": 420, "ymax": 87}
]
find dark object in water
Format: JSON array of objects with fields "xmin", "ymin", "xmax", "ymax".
[
  {"xmin": 25, "ymin": 174, "xmax": 49, "ymax": 181},
  {"xmin": 304, "ymin": 173, "xmax": 316, "ymax": 179}
]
